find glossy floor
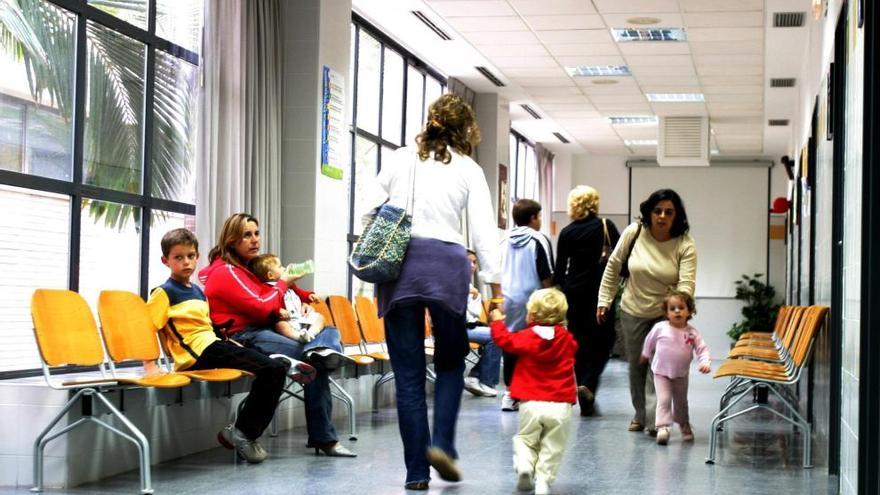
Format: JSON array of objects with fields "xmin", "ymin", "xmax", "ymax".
[{"xmin": 2, "ymin": 360, "xmax": 837, "ymax": 494}]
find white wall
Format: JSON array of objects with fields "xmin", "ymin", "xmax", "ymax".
[{"xmin": 570, "ymin": 155, "xmax": 630, "ymax": 216}]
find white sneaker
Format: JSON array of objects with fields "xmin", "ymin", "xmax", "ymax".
[
  {"xmin": 501, "ymin": 392, "xmax": 519, "ymax": 411},
  {"xmin": 516, "ymin": 471, "xmax": 534, "ymax": 491},
  {"xmin": 479, "ymin": 383, "xmax": 498, "ymax": 397},
  {"xmin": 464, "ymin": 377, "xmax": 486, "ymax": 396},
  {"xmin": 656, "ymin": 426, "xmax": 670, "ymax": 445},
  {"xmin": 534, "ymin": 478, "xmax": 551, "ymax": 495}
]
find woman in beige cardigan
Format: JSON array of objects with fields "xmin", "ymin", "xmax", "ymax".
[{"xmin": 596, "ymin": 189, "xmax": 697, "ymax": 434}]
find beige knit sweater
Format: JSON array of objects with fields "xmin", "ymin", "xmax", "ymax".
[{"xmin": 597, "ymin": 222, "xmax": 697, "ymax": 319}]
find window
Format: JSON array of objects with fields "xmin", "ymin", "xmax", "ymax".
[
  {"xmin": 348, "ymin": 15, "xmax": 445, "ymax": 297},
  {"xmin": 0, "ymin": 0, "xmax": 201, "ymax": 374},
  {"xmin": 509, "ymin": 130, "xmax": 539, "ymax": 207}
]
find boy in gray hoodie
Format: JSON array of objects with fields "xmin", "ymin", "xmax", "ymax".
[{"xmin": 499, "ymin": 199, "xmax": 554, "ymax": 410}]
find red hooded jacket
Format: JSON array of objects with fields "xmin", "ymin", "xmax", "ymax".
[
  {"xmin": 198, "ymin": 257, "xmax": 313, "ymax": 335},
  {"xmin": 490, "ymin": 320, "xmax": 578, "ymax": 404}
]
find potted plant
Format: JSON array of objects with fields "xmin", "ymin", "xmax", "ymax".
[{"xmin": 727, "ymin": 273, "xmax": 780, "ymax": 341}]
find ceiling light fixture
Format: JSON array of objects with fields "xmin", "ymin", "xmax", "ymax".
[
  {"xmin": 625, "ymin": 17, "xmax": 661, "ymax": 26},
  {"xmin": 608, "ymin": 116, "xmax": 658, "ymax": 125},
  {"xmin": 624, "ymin": 139, "xmax": 658, "ymax": 146},
  {"xmin": 612, "ymin": 28, "xmax": 687, "ymax": 42},
  {"xmin": 591, "ymin": 79, "xmax": 619, "ymax": 85},
  {"xmin": 646, "ymin": 93, "xmax": 705, "ymax": 102},
  {"xmin": 565, "ymin": 65, "xmax": 631, "ymax": 77}
]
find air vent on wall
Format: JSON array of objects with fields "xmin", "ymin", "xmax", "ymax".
[
  {"xmin": 411, "ymin": 11, "xmax": 453, "ymax": 40},
  {"xmin": 553, "ymin": 132, "xmax": 570, "ymax": 144},
  {"xmin": 773, "ymin": 12, "xmax": 806, "ymax": 27},
  {"xmin": 768, "ymin": 119, "xmax": 790, "ymax": 126},
  {"xmin": 520, "ymin": 104, "xmax": 541, "ymax": 119},
  {"xmin": 475, "ymin": 66, "xmax": 505, "ymax": 87},
  {"xmin": 770, "ymin": 78, "xmax": 797, "ymax": 87},
  {"xmin": 658, "ymin": 116, "xmax": 709, "ymax": 166}
]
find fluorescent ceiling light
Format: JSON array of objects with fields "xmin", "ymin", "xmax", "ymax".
[
  {"xmin": 608, "ymin": 116, "xmax": 657, "ymax": 125},
  {"xmin": 612, "ymin": 28, "xmax": 687, "ymax": 42},
  {"xmin": 565, "ymin": 65, "xmax": 631, "ymax": 77},
  {"xmin": 624, "ymin": 139, "xmax": 658, "ymax": 146},
  {"xmin": 646, "ymin": 93, "xmax": 705, "ymax": 102}
]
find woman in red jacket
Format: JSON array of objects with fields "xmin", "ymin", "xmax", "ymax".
[{"xmin": 199, "ymin": 212, "xmax": 356, "ymax": 457}]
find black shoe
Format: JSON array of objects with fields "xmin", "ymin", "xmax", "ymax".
[
  {"xmin": 404, "ymin": 480, "xmax": 430, "ymax": 490},
  {"xmin": 306, "ymin": 348, "xmax": 354, "ymax": 370},
  {"xmin": 577, "ymin": 385, "xmax": 595, "ymax": 417}
]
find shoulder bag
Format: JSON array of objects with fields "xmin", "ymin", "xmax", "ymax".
[
  {"xmin": 598, "ymin": 218, "xmax": 612, "ymax": 266},
  {"xmin": 348, "ymin": 157, "xmax": 417, "ymax": 284},
  {"xmin": 619, "ymin": 222, "xmax": 642, "ymax": 280}
]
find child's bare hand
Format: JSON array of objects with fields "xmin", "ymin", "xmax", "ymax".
[
  {"xmin": 698, "ymin": 362, "xmax": 711, "ymax": 374},
  {"xmin": 639, "ymin": 355, "xmax": 649, "ymax": 365},
  {"xmin": 279, "ymin": 308, "xmax": 291, "ymax": 321},
  {"xmin": 489, "ymin": 309, "xmax": 504, "ymax": 322},
  {"xmin": 308, "ymin": 293, "xmax": 320, "ymax": 303}
]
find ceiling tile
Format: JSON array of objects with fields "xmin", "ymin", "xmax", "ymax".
[
  {"xmin": 683, "ymin": 11, "xmax": 763, "ymax": 27},
  {"xmin": 592, "ymin": 0, "xmax": 680, "ymax": 14},
  {"xmin": 546, "ymin": 43, "xmax": 621, "ymax": 56},
  {"xmin": 690, "ymin": 40, "xmax": 762, "ymax": 55},
  {"xmin": 640, "ymin": 85, "xmax": 703, "ymax": 94},
  {"xmin": 593, "ymin": 103, "xmax": 654, "ymax": 113},
  {"xmin": 536, "ymin": 29, "xmax": 613, "ymax": 44},
  {"xmin": 693, "ymin": 54, "xmax": 763, "ymax": 66},
  {"xmin": 702, "ymin": 85, "xmax": 763, "ymax": 94},
  {"xmin": 509, "ymin": 0, "xmax": 597, "ymax": 15},
  {"xmin": 523, "ymin": 86, "xmax": 584, "ymax": 96},
  {"xmin": 477, "ymin": 44, "xmax": 549, "ymax": 57},
  {"xmin": 634, "ymin": 75, "xmax": 701, "ymax": 85},
  {"xmin": 687, "ymin": 27, "xmax": 763, "ymax": 42},
  {"xmin": 630, "ymin": 65, "xmax": 697, "ymax": 77},
  {"xmin": 502, "ymin": 67, "xmax": 571, "ymax": 77},
  {"xmin": 532, "ymin": 94, "xmax": 592, "ymax": 103},
  {"xmin": 614, "ymin": 127, "xmax": 658, "ymax": 138},
  {"xmin": 696, "ymin": 65, "xmax": 763, "ymax": 76},
  {"xmin": 600, "ymin": 12, "xmax": 683, "ymax": 27},
  {"xmin": 588, "ymin": 94, "xmax": 647, "ymax": 103},
  {"xmin": 700, "ymin": 75, "xmax": 763, "ymax": 85},
  {"xmin": 447, "ymin": 16, "xmax": 529, "ymax": 32},
  {"xmin": 649, "ymin": 102, "xmax": 708, "ymax": 116},
  {"xmin": 548, "ymin": 109, "xmax": 604, "ymax": 118},
  {"xmin": 426, "ymin": 1, "xmax": 517, "ymax": 17},
  {"xmin": 624, "ymin": 55, "xmax": 694, "ymax": 67},
  {"xmin": 556, "ymin": 55, "xmax": 627, "ymax": 66},
  {"xmin": 464, "ymin": 31, "xmax": 540, "ymax": 44},
  {"xmin": 524, "ymin": 14, "xmax": 606, "ymax": 30},
  {"xmin": 539, "ymin": 102, "xmax": 599, "ymax": 111},
  {"xmin": 617, "ymin": 43, "xmax": 692, "ymax": 56},
  {"xmin": 679, "ymin": 0, "xmax": 763, "ymax": 12},
  {"xmin": 577, "ymin": 79, "xmax": 641, "ymax": 93},
  {"xmin": 491, "ymin": 56, "xmax": 560, "ymax": 68},
  {"xmin": 515, "ymin": 76, "xmax": 577, "ymax": 87},
  {"xmin": 705, "ymin": 93, "xmax": 763, "ymax": 104}
]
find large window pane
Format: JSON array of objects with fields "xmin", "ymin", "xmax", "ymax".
[
  {"xmin": 381, "ymin": 48, "xmax": 404, "ymax": 146},
  {"xmin": 156, "ymin": 0, "xmax": 202, "ymax": 54},
  {"xmin": 0, "ymin": 185, "xmax": 70, "ymax": 372},
  {"xmin": 88, "ymin": 0, "xmax": 147, "ymax": 30},
  {"xmin": 352, "ymin": 136, "xmax": 378, "ymax": 236},
  {"xmin": 0, "ymin": 0, "xmax": 75, "ymax": 181},
  {"xmin": 349, "ymin": 25, "xmax": 356, "ymax": 126},
  {"xmin": 356, "ymin": 31, "xmax": 380, "ymax": 136},
  {"xmin": 405, "ymin": 66, "xmax": 424, "ymax": 146},
  {"xmin": 152, "ymin": 52, "xmax": 198, "ymax": 202},
  {"xmin": 424, "ymin": 76, "xmax": 443, "ymax": 118},
  {"xmin": 149, "ymin": 211, "xmax": 195, "ymax": 290},
  {"xmin": 84, "ymin": 21, "xmax": 146, "ymax": 194},
  {"xmin": 78, "ymin": 199, "xmax": 140, "ymax": 314}
]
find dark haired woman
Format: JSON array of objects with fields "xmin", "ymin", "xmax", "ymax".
[
  {"xmin": 365, "ymin": 93, "xmax": 502, "ymax": 490},
  {"xmin": 595, "ymin": 188, "xmax": 697, "ymax": 434}
]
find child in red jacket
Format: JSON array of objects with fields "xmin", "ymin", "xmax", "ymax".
[{"xmin": 490, "ymin": 288, "xmax": 577, "ymax": 495}]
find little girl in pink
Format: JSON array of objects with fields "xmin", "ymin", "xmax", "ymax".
[{"xmin": 640, "ymin": 290, "xmax": 710, "ymax": 445}]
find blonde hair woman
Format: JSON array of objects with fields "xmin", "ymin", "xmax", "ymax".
[
  {"xmin": 365, "ymin": 94, "xmax": 502, "ymax": 490},
  {"xmin": 553, "ymin": 185, "xmax": 620, "ymax": 417}
]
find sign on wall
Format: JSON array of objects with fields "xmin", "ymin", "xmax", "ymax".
[{"xmin": 320, "ymin": 65, "xmax": 345, "ymax": 180}]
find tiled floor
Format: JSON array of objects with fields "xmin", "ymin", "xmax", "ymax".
[{"xmin": 3, "ymin": 360, "xmax": 837, "ymax": 494}]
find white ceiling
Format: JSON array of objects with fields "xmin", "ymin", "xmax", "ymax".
[{"xmin": 353, "ymin": 0, "xmax": 812, "ymax": 157}]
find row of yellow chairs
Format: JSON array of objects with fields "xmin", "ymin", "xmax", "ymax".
[{"xmin": 706, "ymin": 304, "xmax": 828, "ymax": 468}]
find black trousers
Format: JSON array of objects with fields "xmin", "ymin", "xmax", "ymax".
[
  {"xmin": 190, "ymin": 341, "xmax": 287, "ymax": 440},
  {"xmin": 567, "ymin": 292, "xmax": 616, "ymax": 394}
]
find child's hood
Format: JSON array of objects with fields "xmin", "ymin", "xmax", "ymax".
[
  {"xmin": 529, "ymin": 325, "xmax": 574, "ymax": 360},
  {"xmin": 507, "ymin": 226, "xmax": 538, "ymax": 249},
  {"xmin": 197, "ymin": 258, "xmax": 225, "ymax": 285}
]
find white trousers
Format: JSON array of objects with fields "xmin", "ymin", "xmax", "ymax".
[{"xmin": 513, "ymin": 400, "xmax": 572, "ymax": 484}]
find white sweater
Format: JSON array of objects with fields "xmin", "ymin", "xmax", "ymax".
[{"xmin": 365, "ymin": 146, "xmax": 502, "ymax": 283}]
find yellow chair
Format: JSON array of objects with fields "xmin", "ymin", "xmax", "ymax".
[
  {"xmin": 30, "ymin": 289, "xmax": 192, "ymax": 494},
  {"xmin": 97, "ymin": 290, "xmax": 243, "ymax": 382}
]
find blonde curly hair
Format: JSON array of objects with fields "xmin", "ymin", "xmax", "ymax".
[
  {"xmin": 416, "ymin": 94, "xmax": 481, "ymax": 164},
  {"xmin": 567, "ymin": 185, "xmax": 600, "ymax": 220},
  {"xmin": 526, "ymin": 288, "xmax": 569, "ymax": 326}
]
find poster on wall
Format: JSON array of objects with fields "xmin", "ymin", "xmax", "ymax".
[
  {"xmin": 320, "ymin": 65, "xmax": 345, "ymax": 180},
  {"xmin": 497, "ymin": 163, "xmax": 509, "ymax": 229}
]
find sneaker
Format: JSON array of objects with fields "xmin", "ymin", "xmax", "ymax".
[
  {"xmin": 464, "ymin": 377, "xmax": 486, "ymax": 397},
  {"xmin": 479, "ymin": 383, "xmax": 498, "ymax": 397},
  {"xmin": 501, "ymin": 392, "xmax": 519, "ymax": 411},
  {"xmin": 656, "ymin": 426, "xmax": 670, "ymax": 445},
  {"xmin": 426, "ymin": 447, "xmax": 461, "ymax": 482},
  {"xmin": 681, "ymin": 424, "xmax": 695, "ymax": 442},
  {"xmin": 516, "ymin": 471, "xmax": 534, "ymax": 491},
  {"xmin": 289, "ymin": 359, "xmax": 316, "ymax": 385},
  {"xmin": 218, "ymin": 424, "xmax": 268, "ymax": 463},
  {"xmin": 534, "ymin": 478, "xmax": 551, "ymax": 495},
  {"xmin": 305, "ymin": 348, "xmax": 355, "ymax": 371}
]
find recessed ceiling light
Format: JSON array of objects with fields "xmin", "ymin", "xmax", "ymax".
[
  {"xmin": 710, "ymin": 149, "xmax": 720, "ymax": 155},
  {"xmin": 626, "ymin": 17, "xmax": 661, "ymax": 26},
  {"xmin": 608, "ymin": 116, "xmax": 658, "ymax": 125},
  {"xmin": 591, "ymin": 79, "xmax": 619, "ymax": 85},
  {"xmin": 565, "ymin": 65, "xmax": 631, "ymax": 77},
  {"xmin": 624, "ymin": 139, "xmax": 658, "ymax": 146},
  {"xmin": 646, "ymin": 93, "xmax": 705, "ymax": 102},
  {"xmin": 612, "ymin": 28, "xmax": 687, "ymax": 42}
]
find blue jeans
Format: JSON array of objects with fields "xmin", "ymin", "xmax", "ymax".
[
  {"xmin": 234, "ymin": 326, "xmax": 344, "ymax": 445},
  {"xmin": 384, "ymin": 301, "xmax": 469, "ymax": 484},
  {"xmin": 466, "ymin": 325, "xmax": 501, "ymax": 387}
]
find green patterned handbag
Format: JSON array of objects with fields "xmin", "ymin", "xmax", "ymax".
[{"xmin": 349, "ymin": 157, "xmax": 416, "ymax": 284}]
